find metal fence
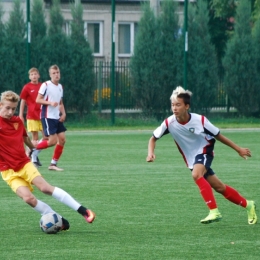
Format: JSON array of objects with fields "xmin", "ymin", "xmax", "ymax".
[
  {"xmin": 93, "ymin": 61, "xmax": 228, "ymax": 112},
  {"xmin": 93, "ymin": 61, "xmax": 136, "ymax": 111}
]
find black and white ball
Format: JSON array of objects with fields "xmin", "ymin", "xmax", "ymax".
[{"xmin": 40, "ymin": 213, "xmax": 62, "ymax": 234}]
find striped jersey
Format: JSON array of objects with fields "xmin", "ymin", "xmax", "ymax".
[
  {"xmin": 39, "ymin": 80, "xmax": 63, "ymax": 119},
  {"xmin": 153, "ymin": 113, "xmax": 220, "ymax": 169}
]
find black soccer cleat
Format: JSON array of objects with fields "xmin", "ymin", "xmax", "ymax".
[
  {"xmin": 28, "ymin": 148, "xmax": 36, "ymax": 159},
  {"xmin": 60, "ymin": 217, "xmax": 70, "ymax": 231},
  {"xmin": 36, "ymin": 156, "xmax": 42, "ymax": 166}
]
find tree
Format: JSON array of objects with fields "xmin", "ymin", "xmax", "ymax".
[
  {"xmin": 0, "ymin": 2, "xmax": 6, "ymax": 93},
  {"xmin": 186, "ymin": 0, "xmax": 218, "ymax": 113},
  {"xmin": 223, "ymin": 0, "xmax": 260, "ymax": 116},
  {"xmin": 156, "ymin": 0, "xmax": 181, "ymax": 117},
  {"xmin": 130, "ymin": 3, "xmax": 162, "ymax": 119},
  {"xmin": 68, "ymin": 2, "xmax": 95, "ymax": 116},
  {"xmin": 4, "ymin": 0, "xmax": 26, "ymax": 93},
  {"xmin": 253, "ymin": 15, "xmax": 260, "ymax": 71},
  {"xmin": 40, "ymin": 0, "xmax": 72, "ymax": 107},
  {"xmin": 31, "ymin": 0, "xmax": 48, "ymax": 76}
]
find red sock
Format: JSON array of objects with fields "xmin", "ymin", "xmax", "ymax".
[
  {"xmin": 223, "ymin": 185, "xmax": 247, "ymax": 207},
  {"xmin": 52, "ymin": 144, "xmax": 64, "ymax": 161},
  {"xmin": 36, "ymin": 140, "xmax": 48, "ymax": 150},
  {"xmin": 195, "ymin": 177, "xmax": 217, "ymax": 210}
]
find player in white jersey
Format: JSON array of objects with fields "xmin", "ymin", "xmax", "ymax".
[
  {"xmin": 147, "ymin": 86, "xmax": 257, "ymax": 225},
  {"xmin": 30, "ymin": 65, "xmax": 67, "ymax": 171}
]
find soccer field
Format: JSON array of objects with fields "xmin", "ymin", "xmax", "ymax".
[{"xmin": 0, "ymin": 130, "xmax": 259, "ymax": 260}]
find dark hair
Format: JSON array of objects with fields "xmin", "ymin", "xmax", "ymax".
[{"xmin": 178, "ymin": 93, "xmax": 191, "ymax": 105}]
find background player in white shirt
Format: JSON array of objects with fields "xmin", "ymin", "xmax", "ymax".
[
  {"xmin": 146, "ymin": 86, "xmax": 257, "ymax": 225},
  {"xmin": 31, "ymin": 65, "xmax": 66, "ymax": 171}
]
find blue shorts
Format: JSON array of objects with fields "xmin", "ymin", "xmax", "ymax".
[
  {"xmin": 193, "ymin": 153, "xmax": 215, "ymax": 179},
  {"xmin": 41, "ymin": 118, "xmax": 67, "ymax": 137}
]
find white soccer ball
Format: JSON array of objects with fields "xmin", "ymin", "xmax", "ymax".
[{"xmin": 40, "ymin": 213, "xmax": 62, "ymax": 234}]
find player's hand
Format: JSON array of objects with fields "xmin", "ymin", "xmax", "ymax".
[
  {"xmin": 146, "ymin": 154, "xmax": 155, "ymax": 162},
  {"xmin": 59, "ymin": 114, "xmax": 66, "ymax": 122},
  {"xmin": 238, "ymin": 147, "xmax": 251, "ymax": 160},
  {"xmin": 50, "ymin": 101, "xmax": 59, "ymax": 107}
]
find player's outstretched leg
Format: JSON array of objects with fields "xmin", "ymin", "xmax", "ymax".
[
  {"xmin": 200, "ymin": 209, "xmax": 222, "ymax": 224},
  {"xmin": 246, "ymin": 201, "xmax": 257, "ymax": 225},
  {"xmin": 52, "ymin": 187, "xmax": 96, "ymax": 223}
]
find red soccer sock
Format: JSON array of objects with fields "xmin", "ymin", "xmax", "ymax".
[
  {"xmin": 52, "ymin": 144, "xmax": 64, "ymax": 162},
  {"xmin": 223, "ymin": 185, "xmax": 247, "ymax": 207},
  {"xmin": 195, "ymin": 177, "xmax": 217, "ymax": 210},
  {"xmin": 36, "ymin": 140, "xmax": 49, "ymax": 150}
]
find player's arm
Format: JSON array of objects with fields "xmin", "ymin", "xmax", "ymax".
[
  {"xmin": 23, "ymin": 136, "xmax": 36, "ymax": 150},
  {"xmin": 215, "ymin": 133, "xmax": 251, "ymax": 159},
  {"xmin": 19, "ymin": 99, "xmax": 26, "ymax": 123},
  {"xmin": 36, "ymin": 93, "xmax": 58, "ymax": 107},
  {"xmin": 146, "ymin": 136, "xmax": 157, "ymax": 162},
  {"xmin": 59, "ymin": 99, "xmax": 66, "ymax": 122}
]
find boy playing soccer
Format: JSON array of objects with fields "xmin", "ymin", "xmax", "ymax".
[
  {"xmin": 19, "ymin": 67, "xmax": 47, "ymax": 167},
  {"xmin": 146, "ymin": 86, "xmax": 257, "ymax": 224},
  {"xmin": 0, "ymin": 90, "xmax": 95, "ymax": 230},
  {"xmin": 31, "ymin": 65, "xmax": 66, "ymax": 171}
]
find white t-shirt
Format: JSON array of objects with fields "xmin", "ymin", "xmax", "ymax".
[
  {"xmin": 153, "ymin": 113, "xmax": 220, "ymax": 169},
  {"xmin": 39, "ymin": 80, "xmax": 63, "ymax": 119}
]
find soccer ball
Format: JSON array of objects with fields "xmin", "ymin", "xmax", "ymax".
[{"xmin": 40, "ymin": 213, "xmax": 62, "ymax": 234}]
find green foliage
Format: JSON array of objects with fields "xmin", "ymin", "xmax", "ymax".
[
  {"xmin": 3, "ymin": 0, "xmax": 26, "ymax": 93},
  {"xmin": 68, "ymin": 2, "xmax": 95, "ymax": 115},
  {"xmin": 130, "ymin": 3, "xmax": 162, "ymax": 119},
  {"xmin": 157, "ymin": 0, "xmax": 181, "ymax": 116},
  {"xmin": 186, "ymin": 0, "xmax": 219, "ymax": 113},
  {"xmin": 223, "ymin": 0, "xmax": 260, "ymax": 116},
  {"xmin": 210, "ymin": 0, "xmax": 236, "ymax": 18},
  {"xmin": 48, "ymin": 0, "xmax": 64, "ymax": 36},
  {"xmin": 0, "ymin": 2, "xmax": 6, "ymax": 94},
  {"xmin": 40, "ymin": 0, "xmax": 73, "ymax": 105},
  {"xmin": 5, "ymin": 0, "xmax": 25, "ymax": 38},
  {"xmin": 252, "ymin": 0, "xmax": 260, "ymax": 21},
  {"xmin": 30, "ymin": 0, "xmax": 48, "ymax": 78},
  {"xmin": 208, "ymin": 3, "xmax": 231, "ymax": 62},
  {"xmin": 31, "ymin": 0, "xmax": 47, "ymax": 40},
  {"xmin": 253, "ymin": 18, "xmax": 260, "ymax": 67}
]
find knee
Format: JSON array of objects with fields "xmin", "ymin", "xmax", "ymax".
[
  {"xmin": 58, "ymin": 138, "xmax": 66, "ymax": 146},
  {"xmin": 192, "ymin": 172, "xmax": 204, "ymax": 181},
  {"xmin": 23, "ymin": 194, "xmax": 37, "ymax": 207},
  {"xmin": 38, "ymin": 185, "xmax": 53, "ymax": 195},
  {"xmin": 213, "ymin": 185, "xmax": 226, "ymax": 194}
]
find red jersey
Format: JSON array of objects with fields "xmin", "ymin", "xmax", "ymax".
[
  {"xmin": 20, "ymin": 82, "xmax": 42, "ymax": 120},
  {"xmin": 0, "ymin": 116, "xmax": 30, "ymax": 171}
]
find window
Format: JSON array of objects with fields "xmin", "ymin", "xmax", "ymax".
[
  {"xmin": 63, "ymin": 20, "xmax": 103, "ymax": 56},
  {"xmin": 84, "ymin": 21, "xmax": 103, "ymax": 56},
  {"xmin": 118, "ymin": 22, "xmax": 138, "ymax": 57},
  {"xmin": 63, "ymin": 21, "xmax": 71, "ymax": 36}
]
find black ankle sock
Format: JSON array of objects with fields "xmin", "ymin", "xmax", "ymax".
[{"xmin": 77, "ymin": 206, "xmax": 87, "ymax": 215}]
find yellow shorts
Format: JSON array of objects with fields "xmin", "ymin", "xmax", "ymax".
[
  {"xmin": 27, "ymin": 119, "xmax": 43, "ymax": 132},
  {"xmin": 1, "ymin": 162, "xmax": 41, "ymax": 193}
]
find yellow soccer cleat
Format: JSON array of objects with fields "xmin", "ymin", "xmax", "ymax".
[
  {"xmin": 246, "ymin": 201, "xmax": 257, "ymax": 225},
  {"xmin": 200, "ymin": 209, "xmax": 222, "ymax": 224}
]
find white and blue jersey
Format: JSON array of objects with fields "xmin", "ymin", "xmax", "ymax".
[
  {"xmin": 153, "ymin": 113, "xmax": 220, "ymax": 169},
  {"xmin": 38, "ymin": 80, "xmax": 63, "ymax": 119}
]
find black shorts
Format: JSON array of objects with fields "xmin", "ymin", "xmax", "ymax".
[
  {"xmin": 193, "ymin": 153, "xmax": 215, "ymax": 179},
  {"xmin": 41, "ymin": 118, "xmax": 67, "ymax": 137}
]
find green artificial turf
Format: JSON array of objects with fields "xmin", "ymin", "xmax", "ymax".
[{"xmin": 0, "ymin": 129, "xmax": 259, "ymax": 260}]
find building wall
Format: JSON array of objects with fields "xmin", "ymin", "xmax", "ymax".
[{"xmin": 1, "ymin": 0, "xmax": 185, "ymax": 62}]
